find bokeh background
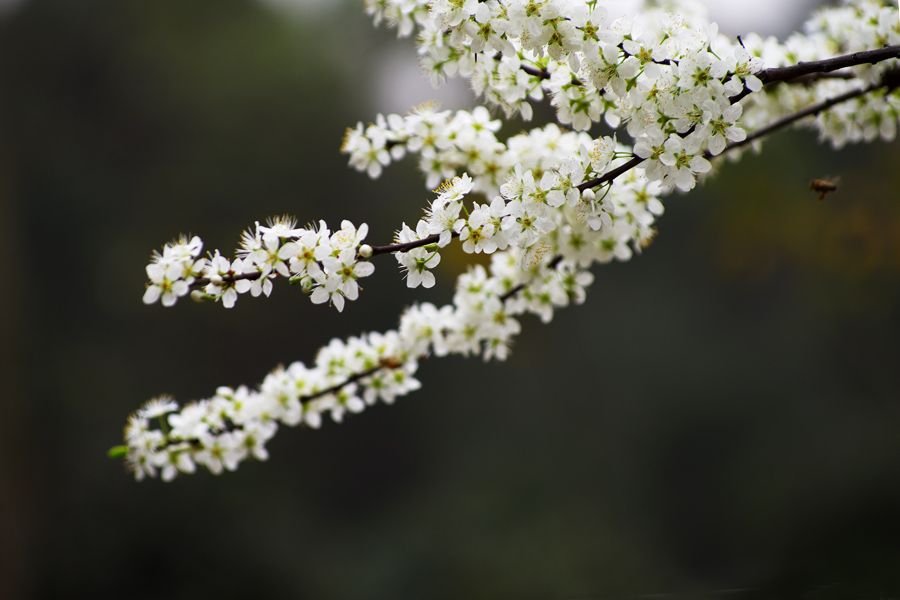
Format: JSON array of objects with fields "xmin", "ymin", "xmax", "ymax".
[{"xmin": 1, "ymin": 0, "xmax": 899, "ymax": 598}]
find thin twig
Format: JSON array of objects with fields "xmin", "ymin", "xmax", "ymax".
[
  {"xmin": 717, "ymin": 81, "xmax": 882, "ymax": 155},
  {"xmin": 577, "ymin": 156, "xmax": 645, "ymax": 192},
  {"xmin": 193, "ymin": 271, "xmax": 260, "ymax": 287},
  {"xmin": 371, "ymin": 234, "xmax": 443, "ymax": 256},
  {"xmin": 498, "ymin": 255, "xmax": 564, "ymax": 302}
]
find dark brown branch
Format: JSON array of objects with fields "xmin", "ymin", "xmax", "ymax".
[
  {"xmin": 188, "ymin": 233, "xmax": 456, "ymax": 290},
  {"xmin": 576, "ymin": 156, "xmax": 645, "ymax": 192},
  {"xmin": 779, "ymin": 71, "xmax": 858, "ymax": 85},
  {"xmin": 371, "ymin": 233, "xmax": 445, "ymax": 256},
  {"xmin": 491, "ymin": 52, "xmax": 551, "ymax": 80},
  {"xmin": 758, "ymin": 45, "xmax": 900, "ymax": 85},
  {"xmin": 716, "ymin": 80, "xmax": 883, "ymax": 156},
  {"xmin": 732, "ymin": 44, "xmax": 900, "ymax": 102},
  {"xmin": 303, "ymin": 363, "xmax": 386, "ymax": 401},
  {"xmin": 498, "ymin": 255, "xmax": 563, "ymax": 302},
  {"xmin": 580, "ymin": 56, "xmax": 899, "ymax": 188},
  {"xmin": 193, "ymin": 271, "xmax": 260, "ymax": 287},
  {"xmin": 520, "ymin": 63, "xmax": 550, "ymax": 80},
  {"xmin": 157, "ymin": 361, "xmax": 394, "ymax": 450}
]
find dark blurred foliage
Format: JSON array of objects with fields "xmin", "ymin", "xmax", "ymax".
[{"xmin": 0, "ymin": 0, "xmax": 899, "ymax": 598}]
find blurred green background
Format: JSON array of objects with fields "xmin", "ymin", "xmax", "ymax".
[{"xmin": 1, "ymin": 0, "xmax": 899, "ymax": 598}]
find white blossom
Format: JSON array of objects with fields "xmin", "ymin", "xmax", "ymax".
[{"xmin": 120, "ymin": 0, "xmax": 900, "ymax": 480}]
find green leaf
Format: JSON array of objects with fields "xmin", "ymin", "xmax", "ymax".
[{"xmin": 107, "ymin": 445, "xmax": 129, "ymax": 459}]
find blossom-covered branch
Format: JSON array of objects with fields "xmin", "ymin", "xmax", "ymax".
[{"xmin": 116, "ymin": 0, "xmax": 900, "ymax": 481}]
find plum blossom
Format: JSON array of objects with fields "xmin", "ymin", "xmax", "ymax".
[{"xmin": 120, "ymin": 0, "xmax": 900, "ymax": 480}]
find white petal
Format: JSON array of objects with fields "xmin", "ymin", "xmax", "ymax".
[{"xmin": 142, "ymin": 286, "xmax": 161, "ymax": 305}]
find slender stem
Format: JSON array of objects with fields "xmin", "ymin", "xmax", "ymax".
[
  {"xmin": 717, "ymin": 81, "xmax": 883, "ymax": 156},
  {"xmin": 158, "ymin": 363, "xmax": 390, "ymax": 449},
  {"xmin": 303, "ymin": 364, "xmax": 385, "ymax": 401},
  {"xmin": 498, "ymin": 255, "xmax": 563, "ymax": 303}
]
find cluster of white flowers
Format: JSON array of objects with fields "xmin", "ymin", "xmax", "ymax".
[
  {"xmin": 364, "ymin": 0, "xmax": 898, "ymax": 184},
  {"xmin": 142, "ymin": 235, "xmax": 205, "ymax": 307},
  {"xmin": 125, "ymin": 239, "xmax": 606, "ymax": 480},
  {"xmin": 124, "ymin": 329, "xmax": 422, "ymax": 481},
  {"xmin": 141, "ymin": 218, "xmax": 375, "ymax": 313},
  {"xmin": 345, "ymin": 105, "xmax": 662, "ymax": 292},
  {"xmin": 343, "ymin": 105, "xmax": 504, "ymax": 191},
  {"xmin": 116, "ymin": 0, "xmax": 900, "ymax": 480},
  {"xmin": 739, "ymin": 1, "xmax": 900, "ymax": 148}
]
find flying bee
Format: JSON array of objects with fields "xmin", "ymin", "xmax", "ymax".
[{"xmin": 810, "ymin": 177, "xmax": 839, "ymax": 201}]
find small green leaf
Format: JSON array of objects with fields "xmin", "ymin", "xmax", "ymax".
[{"xmin": 107, "ymin": 445, "xmax": 129, "ymax": 459}]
